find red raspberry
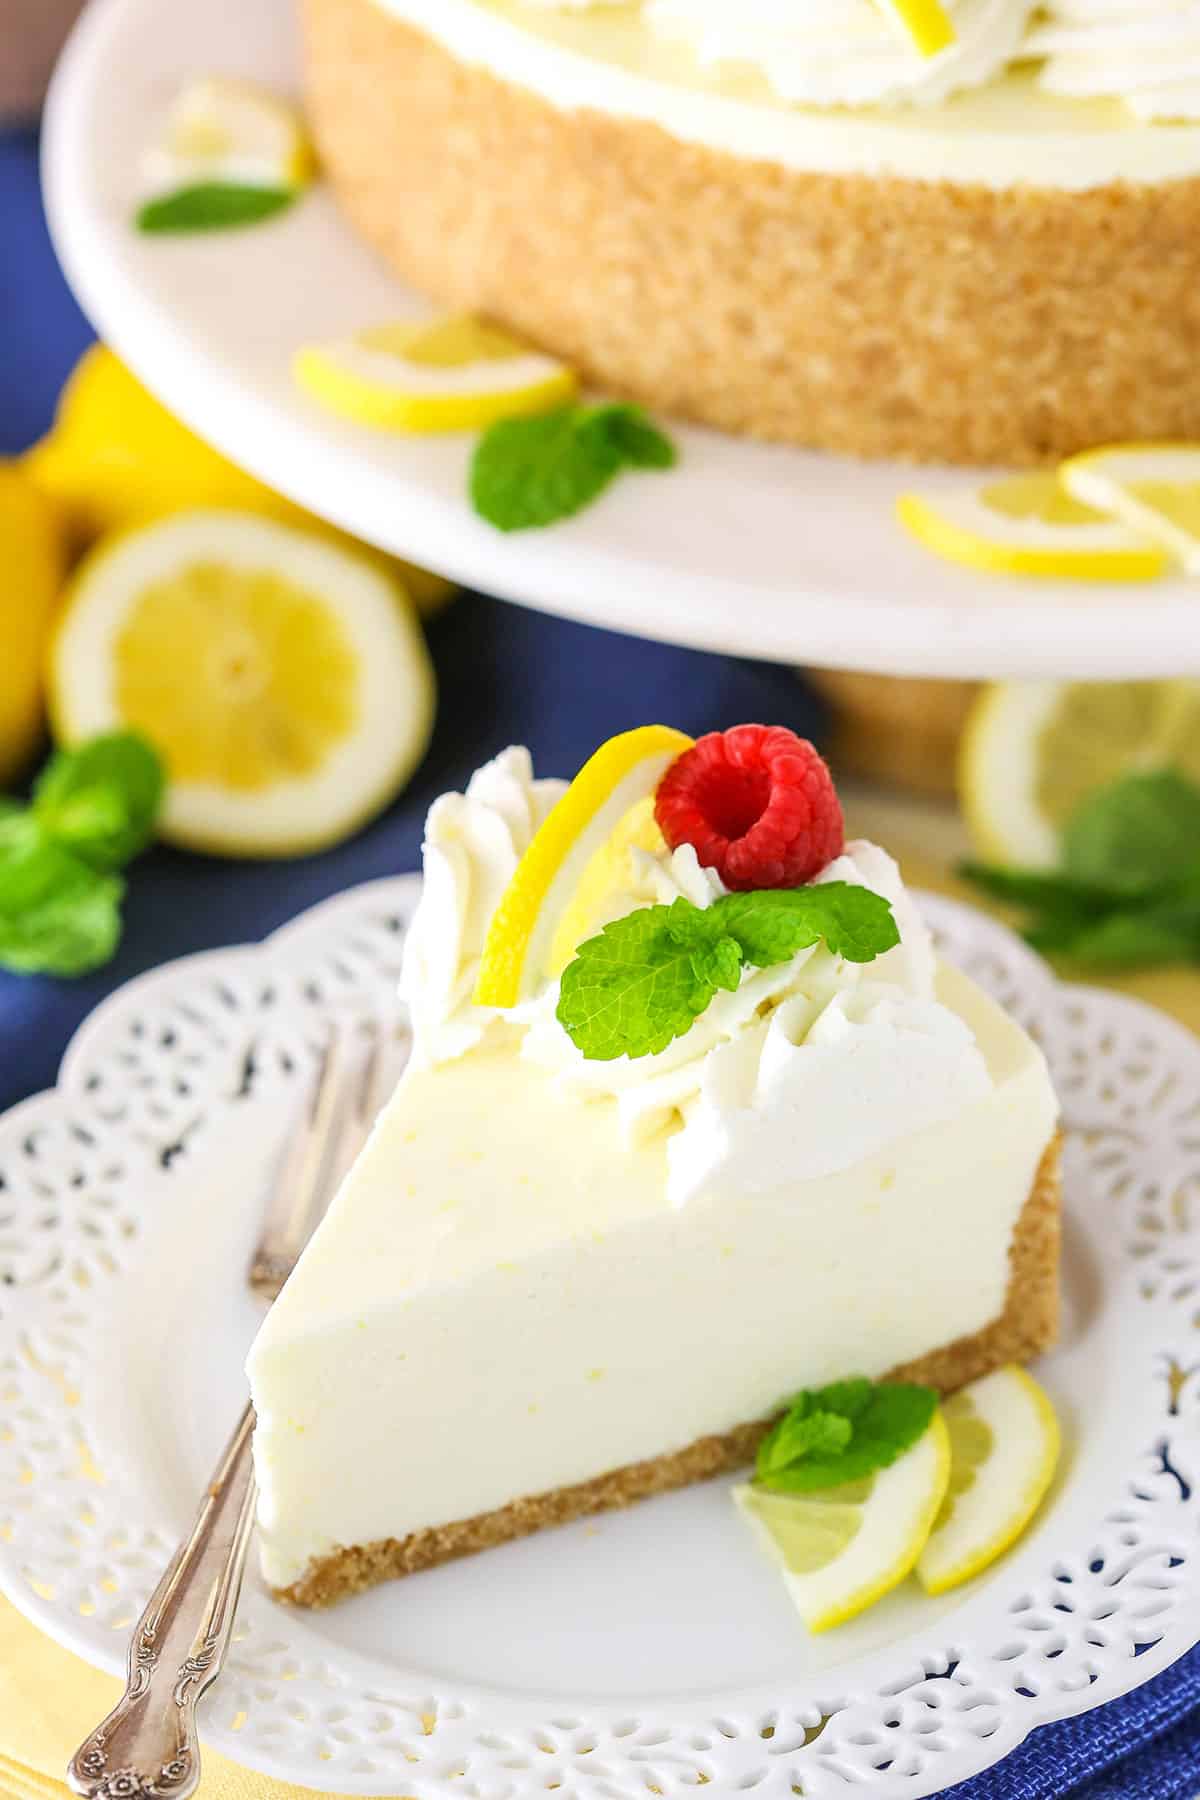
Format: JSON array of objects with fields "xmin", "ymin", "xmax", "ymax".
[{"xmin": 654, "ymin": 725, "xmax": 844, "ymax": 890}]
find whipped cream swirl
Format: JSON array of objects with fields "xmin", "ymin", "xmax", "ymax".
[
  {"xmin": 400, "ymin": 747, "xmax": 566, "ymax": 1066},
  {"xmin": 402, "ymin": 748, "xmax": 993, "ymax": 1206},
  {"xmin": 523, "ymin": 0, "xmax": 1035, "ymax": 107},
  {"xmin": 1026, "ymin": 3, "xmax": 1200, "ymax": 121}
]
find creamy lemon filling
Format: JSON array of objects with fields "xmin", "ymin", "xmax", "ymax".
[{"xmin": 370, "ymin": 0, "xmax": 1200, "ymax": 188}]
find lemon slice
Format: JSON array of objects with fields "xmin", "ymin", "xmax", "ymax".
[
  {"xmin": 917, "ymin": 1366, "xmax": 1059, "ymax": 1595},
  {"xmin": 960, "ymin": 678, "xmax": 1200, "ymax": 866},
  {"xmin": 896, "ymin": 474, "xmax": 1167, "ymax": 582},
  {"xmin": 474, "ymin": 725, "xmax": 694, "ymax": 1007},
  {"xmin": 143, "ymin": 77, "xmax": 313, "ymax": 197},
  {"xmin": 546, "ymin": 795, "xmax": 668, "ymax": 979},
  {"xmin": 294, "ymin": 314, "xmax": 578, "ymax": 434},
  {"xmin": 48, "ymin": 511, "xmax": 434, "ymax": 858},
  {"xmin": 876, "ymin": 0, "xmax": 957, "ymax": 56},
  {"xmin": 735, "ymin": 1411, "xmax": 950, "ymax": 1633},
  {"xmin": 1061, "ymin": 443, "xmax": 1200, "ymax": 574}
]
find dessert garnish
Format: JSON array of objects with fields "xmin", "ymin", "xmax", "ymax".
[
  {"xmin": 755, "ymin": 1377, "xmax": 939, "ymax": 1492},
  {"xmin": 470, "ymin": 402, "xmax": 677, "ymax": 532},
  {"xmin": 1061, "ymin": 444, "xmax": 1200, "ymax": 575},
  {"xmin": 917, "ymin": 1365, "xmax": 1060, "ymax": 1595},
  {"xmin": 550, "ymin": 724, "xmax": 899, "ymax": 1059},
  {"xmin": 136, "ymin": 78, "xmax": 313, "ymax": 234},
  {"xmin": 879, "ymin": 0, "xmax": 957, "ymax": 57},
  {"xmin": 655, "ymin": 724, "xmax": 844, "ymax": 889},
  {"xmin": 736, "ymin": 1366, "xmax": 1060, "ymax": 1631},
  {"xmin": 735, "ymin": 1385, "xmax": 950, "ymax": 1633},
  {"xmin": 0, "ymin": 732, "xmax": 163, "ymax": 977},
  {"xmin": 556, "ymin": 883, "xmax": 898, "ymax": 1060},
  {"xmin": 962, "ymin": 767, "xmax": 1200, "ymax": 968},
  {"xmin": 295, "ymin": 314, "xmax": 578, "ymax": 434},
  {"xmin": 474, "ymin": 725, "xmax": 695, "ymax": 1008},
  {"xmin": 896, "ymin": 470, "xmax": 1167, "ymax": 582}
]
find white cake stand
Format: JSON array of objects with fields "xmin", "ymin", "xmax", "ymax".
[{"xmin": 41, "ymin": 0, "xmax": 1200, "ymax": 677}]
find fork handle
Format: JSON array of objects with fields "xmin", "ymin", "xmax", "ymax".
[{"xmin": 67, "ymin": 1404, "xmax": 258, "ymax": 1800}]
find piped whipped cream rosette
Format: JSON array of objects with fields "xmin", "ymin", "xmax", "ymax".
[
  {"xmin": 1027, "ymin": 2, "xmax": 1200, "ymax": 122},
  {"xmin": 644, "ymin": 0, "xmax": 1032, "ymax": 107}
]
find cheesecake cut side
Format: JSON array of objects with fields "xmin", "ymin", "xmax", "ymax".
[
  {"xmin": 248, "ymin": 965, "xmax": 1060, "ymax": 1607},
  {"xmin": 274, "ymin": 1143, "xmax": 1059, "ymax": 1609}
]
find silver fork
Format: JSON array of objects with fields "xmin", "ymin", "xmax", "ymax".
[{"xmin": 67, "ymin": 1016, "xmax": 408, "ymax": 1800}]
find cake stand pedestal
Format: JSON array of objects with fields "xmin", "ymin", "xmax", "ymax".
[{"xmin": 41, "ymin": 0, "xmax": 1200, "ymax": 678}]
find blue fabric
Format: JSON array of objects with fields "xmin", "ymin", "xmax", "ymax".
[{"xmin": 0, "ymin": 123, "xmax": 1195, "ymax": 1799}]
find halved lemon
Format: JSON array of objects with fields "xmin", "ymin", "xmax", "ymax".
[
  {"xmin": 142, "ymin": 76, "xmax": 313, "ymax": 197},
  {"xmin": 48, "ymin": 511, "xmax": 435, "ymax": 857},
  {"xmin": 474, "ymin": 725, "xmax": 693, "ymax": 1007},
  {"xmin": 877, "ymin": 0, "xmax": 957, "ymax": 56},
  {"xmin": 917, "ymin": 1366, "xmax": 1059, "ymax": 1595},
  {"xmin": 959, "ymin": 678, "xmax": 1200, "ymax": 867},
  {"xmin": 735, "ymin": 1411, "xmax": 950, "ymax": 1633},
  {"xmin": 1061, "ymin": 443, "xmax": 1200, "ymax": 574},
  {"xmin": 896, "ymin": 473, "xmax": 1167, "ymax": 582},
  {"xmin": 294, "ymin": 314, "xmax": 578, "ymax": 434}
]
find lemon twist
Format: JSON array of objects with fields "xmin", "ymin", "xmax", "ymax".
[{"xmin": 474, "ymin": 725, "xmax": 694, "ymax": 1008}]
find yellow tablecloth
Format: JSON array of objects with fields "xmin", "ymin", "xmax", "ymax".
[{"xmin": 4, "ymin": 792, "xmax": 1197, "ymax": 1800}]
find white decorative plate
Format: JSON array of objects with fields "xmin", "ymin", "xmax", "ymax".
[
  {"xmin": 40, "ymin": 0, "xmax": 1200, "ymax": 680},
  {"xmin": 1, "ymin": 877, "xmax": 1198, "ymax": 1799}
]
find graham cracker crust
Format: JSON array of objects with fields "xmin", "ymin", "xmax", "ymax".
[
  {"xmin": 301, "ymin": 0, "xmax": 1200, "ymax": 466},
  {"xmin": 277, "ymin": 1134, "xmax": 1061, "ymax": 1607}
]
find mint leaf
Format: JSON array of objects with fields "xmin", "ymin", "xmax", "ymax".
[
  {"xmin": 959, "ymin": 766, "xmax": 1200, "ymax": 971},
  {"xmin": 714, "ymin": 884, "xmax": 900, "ymax": 967},
  {"xmin": 557, "ymin": 884, "xmax": 898, "ymax": 1061},
  {"xmin": 591, "ymin": 404, "xmax": 677, "ymax": 469},
  {"xmin": 470, "ymin": 403, "xmax": 677, "ymax": 532},
  {"xmin": 136, "ymin": 183, "xmax": 296, "ymax": 233},
  {"xmin": 555, "ymin": 904, "xmax": 720, "ymax": 1062},
  {"xmin": 1032, "ymin": 899, "xmax": 1200, "ymax": 968},
  {"xmin": 691, "ymin": 934, "xmax": 743, "ymax": 995},
  {"xmin": 1062, "ymin": 769, "xmax": 1200, "ymax": 895},
  {"xmin": 958, "ymin": 861, "xmax": 1118, "ymax": 920},
  {"xmin": 758, "ymin": 1408, "xmax": 852, "ymax": 1477},
  {"xmin": 756, "ymin": 1379, "xmax": 939, "ymax": 1494},
  {"xmin": 34, "ymin": 732, "xmax": 164, "ymax": 872},
  {"xmin": 0, "ymin": 820, "xmax": 124, "ymax": 977}
]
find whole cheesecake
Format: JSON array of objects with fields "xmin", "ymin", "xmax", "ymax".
[
  {"xmin": 247, "ymin": 728, "xmax": 1061, "ymax": 1605},
  {"xmin": 302, "ymin": 0, "xmax": 1200, "ymax": 464}
]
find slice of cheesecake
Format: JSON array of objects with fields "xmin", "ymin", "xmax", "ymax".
[{"xmin": 247, "ymin": 728, "xmax": 1060, "ymax": 1606}]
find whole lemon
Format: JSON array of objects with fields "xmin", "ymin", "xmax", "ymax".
[
  {"xmin": 24, "ymin": 344, "xmax": 455, "ymax": 614},
  {"xmin": 0, "ymin": 463, "xmax": 67, "ymax": 787}
]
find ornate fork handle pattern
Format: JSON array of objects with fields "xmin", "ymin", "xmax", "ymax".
[{"xmin": 67, "ymin": 1405, "xmax": 258, "ymax": 1800}]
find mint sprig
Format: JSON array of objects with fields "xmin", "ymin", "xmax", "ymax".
[
  {"xmin": 555, "ymin": 882, "xmax": 898, "ymax": 1062},
  {"xmin": 136, "ymin": 183, "xmax": 297, "ymax": 234},
  {"xmin": 470, "ymin": 403, "xmax": 677, "ymax": 532},
  {"xmin": 756, "ymin": 1378, "xmax": 939, "ymax": 1494},
  {"xmin": 961, "ymin": 768, "xmax": 1200, "ymax": 969},
  {"xmin": 33, "ymin": 732, "xmax": 164, "ymax": 872},
  {"xmin": 0, "ymin": 733, "xmax": 164, "ymax": 979}
]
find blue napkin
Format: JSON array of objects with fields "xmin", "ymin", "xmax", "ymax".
[{"xmin": 1, "ymin": 124, "xmax": 1195, "ymax": 1800}]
